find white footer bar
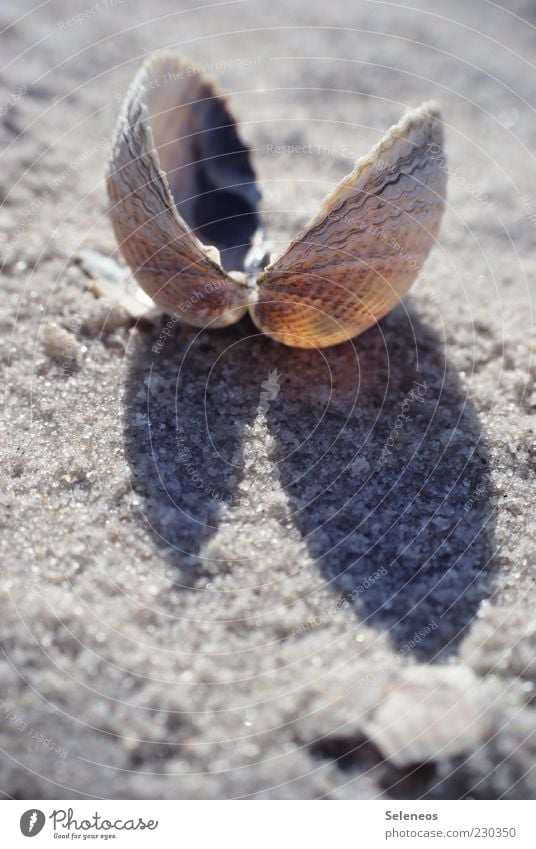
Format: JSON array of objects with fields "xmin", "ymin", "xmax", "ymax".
[{"xmin": 3, "ymin": 800, "xmax": 534, "ymax": 848}]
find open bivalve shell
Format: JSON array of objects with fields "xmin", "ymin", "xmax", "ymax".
[{"xmin": 107, "ymin": 51, "xmax": 446, "ymax": 348}]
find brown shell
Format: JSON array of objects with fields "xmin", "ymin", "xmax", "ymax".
[
  {"xmin": 107, "ymin": 51, "xmax": 446, "ymax": 347},
  {"xmin": 106, "ymin": 51, "xmax": 258, "ymax": 328},
  {"xmin": 251, "ymin": 103, "xmax": 446, "ymax": 348}
]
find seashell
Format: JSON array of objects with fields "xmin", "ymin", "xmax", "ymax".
[
  {"xmin": 365, "ymin": 666, "xmax": 491, "ymax": 767},
  {"xmin": 107, "ymin": 51, "xmax": 447, "ymax": 348}
]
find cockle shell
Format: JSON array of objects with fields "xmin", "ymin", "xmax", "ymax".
[{"xmin": 107, "ymin": 51, "xmax": 446, "ymax": 349}]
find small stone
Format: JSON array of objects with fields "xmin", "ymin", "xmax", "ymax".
[{"xmin": 41, "ymin": 323, "xmax": 81, "ymax": 366}]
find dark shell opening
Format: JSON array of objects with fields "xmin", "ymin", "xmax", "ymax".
[{"xmin": 146, "ymin": 75, "xmax": 261, "ymax": 272}]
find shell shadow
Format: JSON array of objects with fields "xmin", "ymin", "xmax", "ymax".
[
  {"xmin": 263, "ymin": 303, "xmax": 496, "ymax": 660},
  {"xmin": 123, "ymin": 303, "xmax": 496, "ymax": 659},
  {"xmin": 122, "ymin": 319, "xmax": 256, "ymax": 591}
]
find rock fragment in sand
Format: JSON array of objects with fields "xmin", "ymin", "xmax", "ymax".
[{"xmin": 41, "ymin": 322, "xmax": 81, "ymax": 367}]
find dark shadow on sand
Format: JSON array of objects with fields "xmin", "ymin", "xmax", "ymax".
[{"xmin": 123, "ymin": 301, "xmax": 496, "ymax": 660}]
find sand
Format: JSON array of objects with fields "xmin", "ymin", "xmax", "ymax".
[{"xmin": 0, "ymin": 0, "xmax": 535, "ymax": 798}]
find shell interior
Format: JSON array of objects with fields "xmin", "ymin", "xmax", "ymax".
[{"xmin": 145, "ymin": 68, "xmax": 261, "ymax": 272}]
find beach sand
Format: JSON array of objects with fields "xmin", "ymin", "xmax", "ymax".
[{"xmin": 1, "ymin": 0, "xmax": 535, "ymax": 798}]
